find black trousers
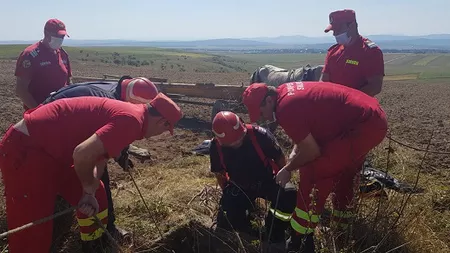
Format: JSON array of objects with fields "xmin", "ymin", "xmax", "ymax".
[
  {"xmin": 100, "ymin": 165, "xmax": 116, "ymax": 232},
  {"xmin": 216, "ymin": 180, "xmax": 296, "ymax": 243}
]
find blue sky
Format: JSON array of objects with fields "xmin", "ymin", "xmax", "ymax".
[{"xmin": 2, "ymin": 0, "xmax": 449, "ymax": 41}]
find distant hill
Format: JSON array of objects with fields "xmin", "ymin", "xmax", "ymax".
[{"xmin": 2, "ymin": 34, "xmax": 450, "ymax": 51}]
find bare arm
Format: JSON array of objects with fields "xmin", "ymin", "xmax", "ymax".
[
  {"xmin": 15, "ymin": 76, "xmax": 38, "ymax": 108},
  {"xmin": 358, "ymin": 75, "xmax": 383, "ymax": 97},
  {"xmin": 284, "ymin": 133, "xmax": 321, "ymax": 172},
  {"xmin": 73, "ymin": 134, "xmax": 108, "ymax": 194}
]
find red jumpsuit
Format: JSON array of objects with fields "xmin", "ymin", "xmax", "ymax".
[
  {"xmin": 274, "ymin": 81, "xmax": 388, "ymax": 234},
  {"xmin": 322, "ymin": 35, "xmax": 384, "ymax": 91},
  {"xmin": 14, "ymin": 41, "xmax": 72, "ymax": 110},
  {"xmin": 0, "ymin": 96, "xmax": 149, "ymax": 253}
]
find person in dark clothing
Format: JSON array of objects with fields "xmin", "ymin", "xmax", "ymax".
[
  {"xmin": 209, "ymin": 111, "xmax": 297, "ymax": 244},
  {"xmin": 41, "ymin": 75, "xmax": 159, "ymax": 246}
]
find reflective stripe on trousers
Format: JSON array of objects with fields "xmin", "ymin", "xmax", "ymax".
[
  {"xmin": 269, "ymin": 207, "xmax": 292, "ymax": 222},
  {"xmin": 77, "ymin": 208, "xmax": 109, "ymax": 241},
  {"xmin": 290, "ymin": 207, "xmax": 320, "ymax": 235}
]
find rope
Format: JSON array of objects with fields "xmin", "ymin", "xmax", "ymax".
[
  {"xmin": 92, "ymin": 215, "xmax": 123, "ymax": 253},
  {"xmin": 267, "ymin": 186, "xmax": 282, "ymax": 252},
  {"xmin": 0, "ymin": 205, "xmax": 79, "ymax": 239},
  {"xmin": 0, "ymin": 205, "xmax": 123, "ymax": 252},
  {"xmin": 386, "ymin": 135, "xmax": 450, "ymax": 155},
  {"xmin": 127, "ymin": 170, "xmax": 164, "ymax": 238}
]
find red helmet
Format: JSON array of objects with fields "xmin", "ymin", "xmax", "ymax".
[
  {"xmin": 120, "ymin": 77, "xmax": 159, "ymax": 103},
  {"xmin": 212, "ymin": 111, "xmax": 247, "ymax": 145}
]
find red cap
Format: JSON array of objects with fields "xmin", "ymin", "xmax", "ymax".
[
  {"xmin": 324, "ymin": 9, "xmax": 356, "ymax": 33},
  {"xmin": 121, "ymin": 77, "xmax": 159, "ymax": 103},
  {"xmin": 242, "ymin": 83, "xmax": 269, "ymax": 123},
  {"xmin": 212, "ymin": 111, "xmax": 247, "ymax": 145},
  {"xmin": 44, "ymin": 18, "xmax": 69, "ymax": 37},
  {"xmin": 149, "ymin": 93, "xmax": 183, "ymax": 135}
]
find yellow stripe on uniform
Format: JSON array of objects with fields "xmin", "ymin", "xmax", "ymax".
[
  {"xmin": 294, "ymin": 207, "xmax": 320, "ymax": 223},
  {"xmin": 77, "ymin": 209, "xmax": 108, "ymax": 227},
  {"xmin": 269, "ymin": 208, "xmax": 292, "ymax": 221},
  {"xmin": 80, "ymin": 227, "xmax": 105, "ymax": 241},
  {"xmin": 290, "ymin": 218, "xmax": 315, "ymax": 235}
]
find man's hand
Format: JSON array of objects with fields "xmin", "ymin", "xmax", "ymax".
[
  {"xmin": 275, "ymin": 167, "xmax": 292, "ymax": 188},
  {"xmin": 115, "ymin": 148, "xmax": 134, "ymax": 171},
  {"xmin": 78, "ymin": 193, "xmax": 99, "ymax": 217}
]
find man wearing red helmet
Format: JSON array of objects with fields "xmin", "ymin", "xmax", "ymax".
[
  {"xmin": 210, "ymin": 111, "xmax": 296, "ymax": 244},
  {"xmin": 41, "ymin": 75, "xmax": 159, "ymax": 242},
  {"xmin": 321, "ymin": 9, "xmax": 385, "ymax": 97},
  {"xmin": 15, "ymin": 18, "xmax": 72, "ymax": 110},
  {"xmin": 242, "ymin": 82, "xmax": 388, "ymax": 252},
  {"xmin": 0, "ymin": 93, "xmax": 182, "ymax": 253}
]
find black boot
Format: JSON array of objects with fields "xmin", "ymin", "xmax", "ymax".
[{"xmin": 286, "ymin": 232, "xmax": 315, "ymax": 253}]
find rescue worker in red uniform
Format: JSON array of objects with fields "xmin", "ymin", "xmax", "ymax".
[
  {"xmin": 321, "ymin": 9, "xmax": 384, "ymax": 97},
  {"xmin": 0, "ymin": 94, "xmax": 182, "ymax": 253},
  {"xmin": 41, "ymin": 76, "xmax": 159, "ymax": 242},
  {"xmin": 242, "ymin": 82, "xmax": 388, "ymax": 253},
  {"xmin": 210, "ymin": 111, "xmax": 296, "ymax": 244},
  {"xmin": 14, "ymin": 18, "xmax": 72, "ymax": 110}
]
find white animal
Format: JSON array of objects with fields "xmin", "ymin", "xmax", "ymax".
[{"xmin": 249, "ymin": 64, "xmax": 324, "ymax": 87}]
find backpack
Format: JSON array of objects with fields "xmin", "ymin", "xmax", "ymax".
[{"xmin": 214, "ymin": 124, "xmax": 281, "ymax": 180}]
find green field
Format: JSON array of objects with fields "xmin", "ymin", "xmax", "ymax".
[{"xmin": 2, "ymin": 44, "xmax": 450, "ymax": 80}]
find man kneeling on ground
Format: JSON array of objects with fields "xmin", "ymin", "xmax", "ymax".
[{"xmin": 209, "ymin": 111, "xmax": 297, "ymax": 244}]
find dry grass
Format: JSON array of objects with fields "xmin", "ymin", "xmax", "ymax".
[
  {"xmin": 111, "ymin": 154, "xmax": 219, "ymax": 252},
  {"xmin": 0, "ymin": 131, "xmax": 447, "ymax": 253},
  {"xmin": 106, "ymin": 135, "xmax": 450, "ymax": 253}
]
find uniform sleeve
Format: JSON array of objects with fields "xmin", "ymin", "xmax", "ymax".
[
  {"xmin": 277, "ymin": 102, "xmax": 310, "ymax": 144},
  {"xmin": 322, "ymin": 50, "xmax": 332, "ymax": 74},
  {"xmin": 67, "ymin": 56, "xmax": 72, "ymax": 78},
  {"xmin": 254, "ymin": 127, "xmax": 284, "ymax": 161},
  {"xmin": 14, "ymin": 51, "xmax": 33, "ymax": 78},
  {"xmin": 365, "ymin": 48, "xmax": 385, "ymax": 77},
  {"xmin": 209, "ymin": 139, "xmax": 225, "ymax": 173},
  {"xmin": 95, "ymin": 114, "xmax": 141, "ymax": 158},
  {"xmin": 63, "ymin": 50, "xmax": 73, "ymax": 78}
]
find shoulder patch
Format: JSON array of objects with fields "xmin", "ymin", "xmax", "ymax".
[
  {"xmin": 364, "ymin": 39, "xmax": 378, "ymax": 49},
  {"xmin": 29, "ymin": 48, "xmax": 40, "ymax": 58},
  {"xmin": 22, "ymin": 59, "xmax": 31, "ymax": 69}
]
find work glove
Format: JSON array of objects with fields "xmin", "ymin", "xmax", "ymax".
[
  {"xmin": 114, "ymin": 148, "xmax": 134, "ymax": 171},
  {"xmin": 275, "ymin": 167, "xmax": 292, "ymax": 188},
  {"xmin": 78, "ymin": 193, "xmax": 99, "ymax": 217}
]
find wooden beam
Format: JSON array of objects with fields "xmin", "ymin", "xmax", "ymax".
[{"xmin": 71, "ymin": 76, "xmax": 246, "ymax": 101}]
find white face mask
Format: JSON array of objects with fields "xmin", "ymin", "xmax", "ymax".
[
  {"xmin": 48, "ymin": 36, "xmax": 64, "ymax": 50},
  {"xmin": 334, "ymin": 32, "xmax": 352, "ymax": 45}
]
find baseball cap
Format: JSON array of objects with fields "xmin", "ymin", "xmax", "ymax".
[
  {"xmin": 242, "ymin": 83, "xmax": 269, "ymax": 123},
  {"xmin": 44, "ymin": 18, "xmax": 69, "ymax": 37},
  {"xmin": 324, "ymin": 9, "xmax": 356, "ymax": 33},
  {"xmin": 149, "ymin": 93, "xmax": 183, "ymax": 135}
]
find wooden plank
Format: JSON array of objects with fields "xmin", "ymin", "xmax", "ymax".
[
  {"xmin": 71, "ymin": 76, "xmax": 246, "ymax": 101},
  {"xmin": 156, "ymin": 83, "xmax": 245, "ymax": 101}
]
